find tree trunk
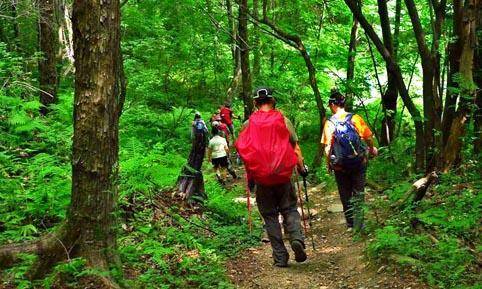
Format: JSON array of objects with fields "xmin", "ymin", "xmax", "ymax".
[
  {"xmin": 70, "ymin": 0, "xmax": 122, "ymax": 268},
  {"xmin": 344, "ymin": 0, "xmax": 426, "ymax": 170},
  {"xmin": 226, "ymin": 0, "xmax": 242, "ymax": 101},
  {"xmin": 378, "ymin": 0, "xmax": 398, "ymax": 146},
  {"xmin": 404, "ymin": 0, "xmax": 445, "ymax": 170},
  {"xmin": 393, "ymin": 0, "xmax": 402, "ymax": 59},
  {"xmin": 33, "ymin": 0, "xmax": 123, "ymax": 279},
  {"xmin": 238, "ymin": 0, "xmax": 254, "ymax": 119},
  {"xmin": 39, "ymin": 0, "xmax": 58, "ymax": 115},
  {"xmin": 177, "ymin": 133, "xmax": 207, "ymax": 202},
  {"xmin": 252, "ymin": 0, "xmax": 261, "ymax": 82},
  {"xmin": 58, "ymin": 1, "xmax": 75, "ymax": 74},
  {"xmin": 345, "ymin": 17, "xmax": 358, "ymax": 111},
  {"xmin": 300, "ymin": 46, "xmax": 326, "ymax": 168},
  {"xmin": 474, "ymin": 17, "xmax": 482, "ymax": 154},
  {"xmin": 441, "ymin": 0, "xmax": 478, "ymax": 171},
  {"xmin": 11, "ymin": 0, "xmax": 20, "ymax": 49},
  {"xmin": 0, "ymin": 1, "xmax": 123, "ymax": 280}
]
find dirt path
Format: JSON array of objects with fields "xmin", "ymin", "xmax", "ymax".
[{"xmin": 227, "ymin": 182, "xmax": 427, "ymax": 289}]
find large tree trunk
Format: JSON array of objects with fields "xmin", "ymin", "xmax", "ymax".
[
  {"xmin": 68, "ymin": 0, "xmax": 122, "ymax": 269},
  {"xmin": 238, "ymin": 0, "xmax": 254, "ymax": 119},
  {"xmin": 344, "ymin": 0, "xmax": 426, "ymax": 170},
  {"xmin": 0, "ymin": 0, "xmax": 123, "ymax": 282},
  {"xmin": 39, "ymin": 0, "xmax": 59, "ymax": 115},
  {"xmin": 345, "ymin": 17, "xmax": 358, "ymax": 111},
  {"xmin": 441, "ymin": 0, "xmax": 478, "ymax": 171},
  {"xmin": 33, "ymin": 0, "xmax": 123, "ymax": 281},
  {"xmin": 378, "ymin": 0, "xmax": 398, "ymax": 146}
]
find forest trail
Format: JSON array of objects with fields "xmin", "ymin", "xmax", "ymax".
[{"xmin": 227, "ymin": 181, "xmax": 427, "ymax": 289}]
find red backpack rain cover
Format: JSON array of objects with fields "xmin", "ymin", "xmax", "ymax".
[{"xmin": 235, "ymin": 110, "xmax": 298, "ymax": 186}]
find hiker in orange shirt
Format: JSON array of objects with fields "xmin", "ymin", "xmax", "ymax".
[{"xmin": 321, "ymin": 91, "xmax": 378, "ymax": 231}]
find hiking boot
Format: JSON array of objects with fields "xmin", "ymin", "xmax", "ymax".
[
  {"xmin": 291, "ymin": 240, "xmax": 307, "ymax": 263},
  {"xmin": 273, "ymin": 260, "xmax": 288, "ymax": 268}
]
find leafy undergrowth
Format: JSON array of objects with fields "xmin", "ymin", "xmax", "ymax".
[
  {"xmin": 365, "ymin": 140, "xmax": 481, "ymax": 289},
  {"xmin": 0, "ymin": 87, "xmax": 261, "ymax": 288},
  {"xmin": 116, "ymin": 180, "xmax": 262, "ymax": 289}
]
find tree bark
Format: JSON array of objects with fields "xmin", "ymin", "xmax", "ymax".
[
  {"xmin": 177, "ymin": 132, "xmax": 207, "ymax": 202},
  {"xmin": 474, "ymin": 15, "xmax": 482, "ymax": 155},
  {"xmin": 58, "ymin": 1, "xmax": 75, "ymax": 73},
  {"xmin": 441, "ymin": 0, "xmax": 478, "ymax": 171},
  {"xmin": 252, "ymin": 0, "xmax": 261, "ymax": 81},
  {"xmin": 393, "ymin": 0, "xmax": 402, "ymax": 59},
  {"xmin": 404, "ymin": 0, "xmax": 445, "ymax": 170},
  {"xmin": 442, "ymin": 0, "xmax": 464, "ymax": 144},
  {"xmin": 0, "ymin": 0, "xmax": 123, "ymax": 282},
  {"xmin": 345, "ymin": 17, "xmax": 358, "ymax": 111},
  {"xmin": 344, "ymin": 0, "xmax": 426, "ymax": 170},
  {"xmin": 39, "ymin": 0, "xmax": 59, "ymax": 115},
  {"xmin": 226, "ymin": 0, "xmax": 242, "ymax": 100},
  {"xmin": 69, "ymin": 0, "xmax": 122, "ymax": 268},
  {"xmin": 378, "ymin": 0, "xmax": 398, "ymax": 146},
  {"xmin": 238, "ymin": 0, "xmax": 254, "ymax": 119},
  {"xmin": 11, "ymin": 0, "xmax": 20, "ymax": 49}
]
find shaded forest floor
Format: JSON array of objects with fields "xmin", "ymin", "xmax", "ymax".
[{"xmin": 227, "ymin": 181, "xmax": 427, "ymax": 289}]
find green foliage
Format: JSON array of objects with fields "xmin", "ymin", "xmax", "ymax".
[{"xmin": 366, "ymin": 154, "xmax": 481, "ymax": 289}]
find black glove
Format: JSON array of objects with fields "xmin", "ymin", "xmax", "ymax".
[{"xmin": 298, "ymin": 164, "xmax": 309, "ymax": 178}]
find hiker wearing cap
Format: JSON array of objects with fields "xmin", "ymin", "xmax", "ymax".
[
  {"xmin": 192, "ymin": 112, "xmax": 208, "ymax": 141},
  {"xmin": 212, "ymin": 120, "xmax": 231, "ymax": 146},
  {"xmin": 321, "ymin": 90, "xmax": 378, "ymax": 231},
  {"xmin": 220, "ymin": 103, "xmax": 238, "ymax": 137},
  {"xmin": 236, "ymin": 87, "xmax": 308, "ymax": 267},
  {"xmin": 210, "ymin": 108, "xmax": 222, "ymax": 124},
  {"xmin": 208, "ymin": 127, "xmax": 237, "ymax": 184}
]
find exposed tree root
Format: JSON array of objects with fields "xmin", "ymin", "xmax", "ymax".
[
  {"xmin": 0, "ymin": 240, "xmax": 39, "ymax": 269},
  {"xmin": 0, "ymin": 223, "xmax": 120, "ymax": 286}
]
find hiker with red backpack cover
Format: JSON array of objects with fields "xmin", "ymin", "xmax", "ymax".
[
  {"xmin": 321, "ymin": 91, "xmax": 378, "ymax": 232},
  {"xmin": 220, "ymin": 103, "xmax": 238, "ymax": 137},
  {"xmin": 236, "ymin": 87, "xmax": 308, "ymax": 267}
]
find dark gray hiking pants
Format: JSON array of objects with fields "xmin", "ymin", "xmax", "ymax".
[
  {"xmin": 334, "ymin": 164, "xmax": 366, "ymax": 229},
  {"xmin": 255, "ymin": 182, "xmax": 305, "ymax": 264}
]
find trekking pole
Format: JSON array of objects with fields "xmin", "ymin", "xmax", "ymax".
[
  {"xmin": 295, "ymin": 173, "xmax": 309, "ymax": 239},
  {"xmin": 245, "ymin": 174, "xmax": 253, "ymax": 233},
  {"xmin": 302, "ymin": 175, "xmax": 316, "ymax": 250}
]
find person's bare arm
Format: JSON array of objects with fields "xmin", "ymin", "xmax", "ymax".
[
  {"xmin": 294, "ymin": 142, "xmax": 304, "ymax": 168},
  {"xmin": 224, "ymin": 145, "xmax": 230, "ymax": 156},
  {"xmin": 364, "ymin": 137, "xmax": 378, "ymax": 156}
]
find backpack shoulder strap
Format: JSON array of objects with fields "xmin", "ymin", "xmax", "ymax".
[
  {"xmin": 345, "ymin": 113, "xmax": 354, "ymax": 122},
  {"xmin": 328, "ymin": 115, "xmax": 337, "ymax": 124}
]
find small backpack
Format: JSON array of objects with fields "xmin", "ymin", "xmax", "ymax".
[
  {"xmin": 235, "ymin": 110, "xmax": 297, "ymax": 186},
  {"xmin": 329, "ymin": 113, "xmax": 367, "ymax": 169},
  {"xmin": 193, "ymin": 120, "xmax": 207, "ymax": 135}
]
